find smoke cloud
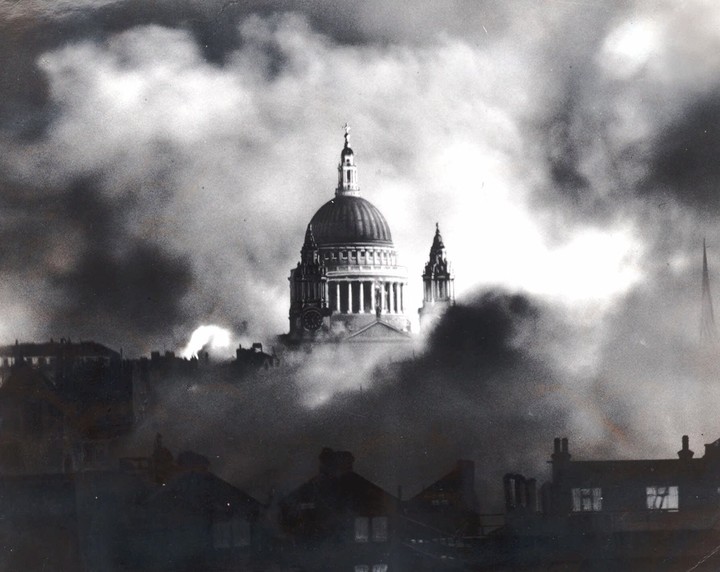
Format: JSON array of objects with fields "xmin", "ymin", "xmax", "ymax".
[{"xmin": 2, "ymin": 1, "xmax": 720, "ymax": 502}]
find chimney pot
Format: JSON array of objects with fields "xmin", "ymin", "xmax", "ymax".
[
  {"xmin": 561, "ymin": 438, "xmax": 569, "ymax": 454},
  {"xmin": 553, "ymin": 438, "xmax": 561, "ymax": 454}
]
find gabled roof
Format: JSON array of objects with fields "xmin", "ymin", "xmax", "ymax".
[
  {"xmin": 148, "ymin": 471, "xmax": 261, "ymax": 518},
  {"xmin": 408, "ymin": 460, "xmax": 478, "ymax": 514},
  {"xmin": 411, "ymin": 460, "xmax": 475, "ymax": 497},
  {"xmin": 284, "ymin": 471, "xmax": 397, "ymax": 515},
  {"xmin": 0, "ymin": 340, "xmax": 119, "ymax": 359},
  {"xmin": 344, "ymin": 319, "xmax": 411, "ymax": 343}
]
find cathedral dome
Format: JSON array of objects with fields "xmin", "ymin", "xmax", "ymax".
[{"xmin": 309, "ymin": 195, "xmax": 393, "ymax": 246}]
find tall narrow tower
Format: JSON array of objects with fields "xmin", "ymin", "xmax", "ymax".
[
  {"xmin": 418, "ymin": 223, "xmax": 455, "ymax": 330},
  {"xmin": 701, "ymin": 238, "xmax": 717, "ymax": 344}
]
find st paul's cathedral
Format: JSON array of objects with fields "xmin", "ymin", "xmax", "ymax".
[{"xmin": 287, "ymin": 127, "xmax": 455, "ymax": 344}]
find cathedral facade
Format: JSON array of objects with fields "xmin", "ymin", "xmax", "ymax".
[{"xmin": 288, "ymin": 128, "xmax": 453, "ymax": 343}]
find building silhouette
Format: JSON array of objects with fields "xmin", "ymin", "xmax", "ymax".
[
  {"xmin": 496, "ymin": 435, "xmax": 720, "ymax": 570},
  {"xmin": 280, "ymin": 447, "xmax": 402, "ymax": 571},
  {"xmin": 0, "ymin": 339, "xmax": 133, "ymax": 474}
]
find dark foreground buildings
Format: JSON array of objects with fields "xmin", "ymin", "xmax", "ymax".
[
  {"xmin": 6, "ymin": 338, "xmax": 720, "ymax": 570},
  {"xmin": 496, "ymin": 436, "xmax": 720, "ymax": 571},
  {"xmin": 0, "ymin": 340, "xmax": 133, "ymax": 474}
]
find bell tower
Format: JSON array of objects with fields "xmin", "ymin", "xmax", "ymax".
[
  {"xmin": 288, "ymin": 224, "xmax": 329, "ymax": 337},
  {"xmin": 419, "ymin": 223, "xmax": 455, "ymax": 330}
]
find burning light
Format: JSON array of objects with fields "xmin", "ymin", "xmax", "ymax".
[{"xmin": 181, "ymin": 325, "xmax": 233, "ymax": 359}]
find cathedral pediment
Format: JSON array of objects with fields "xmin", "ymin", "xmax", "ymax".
[{"xmin": 343, "ymin": 319, "xmax": 411, "ymax": 343}]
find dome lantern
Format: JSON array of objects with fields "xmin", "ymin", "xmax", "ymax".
[{"xmin": 337, "ymin": 123, "xmax": 360, "ymax": 197}]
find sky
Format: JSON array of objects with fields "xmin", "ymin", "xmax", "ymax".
[{"xmin": 2, "ymin": 0, "xmax": 720, "ymax": 501}]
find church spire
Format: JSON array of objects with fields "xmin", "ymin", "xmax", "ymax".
[
  {"xmin": 418, "ymin": 223, "xmax": 455, "ymax": 330},
  {"xmin": 301, "ymin": 224, "xmax": 320, "ymax": 264},
  {"xmin": 701, "ymin": 238, "xmax": 717, "ymax": 344},
  {"xmin": 336, "ymin": 123, "xmax": 360, "ymax": 197},
  {"xmin": 431, "ymin": 222, "xmax": 445, "ymax": 255}
]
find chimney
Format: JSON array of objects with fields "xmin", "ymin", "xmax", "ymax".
[
  {"xmin": 551, "ymin": 437, "xmax": 571, "ymax": 480},
  {"xmin": 678, "ymin": 435, "xmax": 694, "ymax": 461},
  {"xmin": 318, "ymin": 448, "xmax": 354, "ymax": 477},
  {"xmin": 514, "ymin": 475, "xmax": 527, "ymax": 508},
  {"xmin": 503, "ymin": 474, "xmax": 516, "ymax": 511},
  {"xmin": 551, "ymin": 437, "xmax": 571, "ymax": 463},
  {"xmin": 457, "ymin": 460, "xmax": 477, "ymax": 510},
  {"xmin": 526, "ymin": 478, "xmax": 538, "ymax": 512}
]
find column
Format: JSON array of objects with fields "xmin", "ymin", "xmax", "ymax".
[
  {"xmin": 400, "ymin": 283, "xmax": 404, "ymax": 313},
  {"xmin": 335, "ymin": 282, "xmax": 341, "ymax": 312},
  {"xmin": 391, "ymin": 283, "xmax": 397, "ymax": 314},
  {"xmin": 359, "ymin": 282, "xmax": 365, "ymax": 313},
  {"xmin": 383, "ymin": 283, "xmax": 388, "ymax": 312},
  {"xmin": 347, "ymin": 281, "xmax": 353, "ymax": 314}
]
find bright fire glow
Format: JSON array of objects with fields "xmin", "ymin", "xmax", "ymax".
[{"xmin": 181, "ymin": 325, "xmax": 233, "ymax": 359}]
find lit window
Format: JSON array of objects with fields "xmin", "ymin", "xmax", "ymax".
[
  {"xmin": 646, "ymin": 486, "xmax": 679, "ymax": 511},
  {"xmin": 372, "ymin": 516, "xmax": 388, "ymax": 542},
  {"xmin": 372, "ymin": 565, "xmax": 388, "ymax": 572},
  {"xmin": 355, "ymin": 517, "xmax": 369, "ymax": 542},
  {"xmin": 571, "ymin": 488, "xmax": 602, "ymax": 512}
]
